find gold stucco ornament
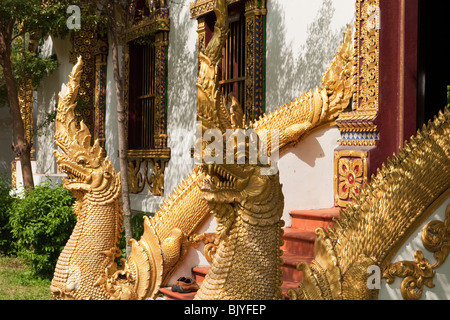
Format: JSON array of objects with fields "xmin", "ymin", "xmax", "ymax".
[{"xmin": 288, "ymin": 109, "xmax": 450, "ymax": 300}]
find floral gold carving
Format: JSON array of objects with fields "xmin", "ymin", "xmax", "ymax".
[
  {"xmin": 336, "ymin": 0, "xmax": 379, "ymax": 145},
  {"xmin": 127, "ymin": 157, "xmax": 169, "ymax": 196},
  {"xmin": 353, "ymin": 0, "xmax": 379, "ymax": 112},
  {"xmin": 422, "ymin": 204, "xmax": 450, "ymax": 267},
  {"xmin": 190, "ymin": 233, "xmax": 219, "ymax": 263},
  {"xmin": 383, "ymin": 251, "xmax": 435, "ymax": 300},
  {"xmin": 334, "ymin": 150, "xmax": 368, "ymax": 207},
  {"xmin": 334, "ymin": 0, "xmax": 380, "ymax": 207},
  {"xmin": 383, "ymin": 204, "xmax": 450, "ymax": 300}
]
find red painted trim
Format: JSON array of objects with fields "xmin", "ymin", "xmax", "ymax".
[{"xmin": 371, "ymin": 0, "xmax": 418, "ymax": 177}]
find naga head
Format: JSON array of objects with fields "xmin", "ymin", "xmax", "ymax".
[
  {"xmin": 197, "ymin": 129, "xmax": 283, "ymax": 238},
  {"xmin": 54, "ymin": 57, "xmax": 120, "ymax": 203},
  {"xmin": 197, "ymin": 123, "xmax": 277, "ymax": 202}
]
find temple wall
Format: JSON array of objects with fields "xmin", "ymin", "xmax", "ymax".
[
  {"xmin": 267, "ymin": 0, "xmax": 354, "ymax": 221},
  {"xmin": 279, "ymin": 127, "xmax": 341, "ymax": 224},
  {"xmin": 35, "ymin": 36, "xmax": 75, "ymax": 179},
  {"xmin": 129, "ymin": 1, "xmax": 199, "ymax": 214},
  {"xmin": 29, "ymin": 0, "xmax": 355, "ymax": 214}
]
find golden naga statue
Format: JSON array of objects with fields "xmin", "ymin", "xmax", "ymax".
[
  {"xmin": 51, "ymin": 58, "xmax": 125, "ymax": 299},
  {"xmin": 51, "ymin": 0, "xmax": 354, "ymax": 300}
]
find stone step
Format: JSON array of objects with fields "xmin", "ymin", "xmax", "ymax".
[
  {"xmin": 290, "ymin": 207, "xmax": 341, "ymax": 232},
  {"xmin": 281, "ymin": 228, "xmax": 316, "ymax": 257},
  {"xmin": 280, "ymin": 251, "xmax": 312, "ymax": 282}
]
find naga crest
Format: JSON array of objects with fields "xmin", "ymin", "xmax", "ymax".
[{"xmin": 54, "ymin": 57, "xmax": 121, "ymax": 203}]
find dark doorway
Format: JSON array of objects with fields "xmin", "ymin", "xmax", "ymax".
[{"xmin": 417, "ymin": 0, "xmax": 450, "ymax": 128}]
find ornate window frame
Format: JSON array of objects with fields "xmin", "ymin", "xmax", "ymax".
[
  {"xmin": 125, "ymin": 1, "xmax": 171, "ymax": 197},
  {"xmin": 334, "ymin": 0, "xmax": 379, "ymax": 207}
]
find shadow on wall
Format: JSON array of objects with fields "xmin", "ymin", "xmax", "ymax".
[
  {"xmin": 104, "ymin": 40, "xmax": 120, "ymax": 172},
  {"xmin": 35, "ymin": 36, "xmax": 74, "ymax": 175},
  {"xmin": 164, "ymin": 1, "xmax": 198, "ymax": 197},
  {"xmin": 290, "ymin": 128, "xmax": 327, "ymax": 167},
  {"xmin": 266, "ymin": 0, "xmax": 350, "ymax": 112}
]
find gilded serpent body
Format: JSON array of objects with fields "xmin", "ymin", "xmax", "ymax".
[
  {"xmin": 195, "ymin": 174, "xmax": 285, "ymax": 300},
  {"xmin": 51, "ymin": 200, "xmax": 121, "ymax": 300}
]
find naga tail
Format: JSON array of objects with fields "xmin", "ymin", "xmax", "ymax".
[
  {"xmin": 289, "ymin": 108, "xmax": 450, "ymax": 300},
  {"xmin": 105, "ymin": 168, "xmax": 209, "ymax": 300}
]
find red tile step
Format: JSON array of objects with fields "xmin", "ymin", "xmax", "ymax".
[
  {"xmin": 281, "ymin": 228, "xmax": 316, "ymax": 257},
  {"xmin": 281, "ymin": 251, "xmax": 312, "ymax": 283},
  {"xmin": 290, "ymin": 207, "xmax": 341, "ymax": 232}
]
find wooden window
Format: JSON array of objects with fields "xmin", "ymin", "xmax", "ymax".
[
  {"xmin": 128, "ymin": 42, "xmax": 156, "ymax": 150},
  {"xmin": 125, "ymin": 0, "xmax": 170, "ymax": 196},
  {"xmin": 220, "ymin": 10, "xmax": 246, "ymax": 119}
]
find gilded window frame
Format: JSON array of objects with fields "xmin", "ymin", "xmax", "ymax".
[{"xmin": 125, "ymin": 1, "xmax": 171, "ymax": 196}]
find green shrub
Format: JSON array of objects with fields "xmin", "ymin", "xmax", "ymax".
[
  {"xmin": 8, "ymin": 179, "xmax": 76, "ymax": 279},
  {"xmin": 0, "ymin": 175, "xmax": 14, "ymax": 254}
]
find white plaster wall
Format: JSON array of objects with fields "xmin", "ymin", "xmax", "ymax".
[
  {"xmin": 35, "ymin": 35, "xmax": 75, "ymax": 176},
  {"xmin": 103, "ymin": 36, "xmax": 120, "ymax": 173},
  {"xmin": 279, "ymin": 127, "xmax": 341, "ymax": 225},
  {"xmin": 378, "ymin": 197, "xmax": 450, "ymax": 300},
  {"xmin": 266, "ymin": 0, "xmax": 355, "ymax": 109},
  {"xmin": 163, "ymin": 0, "xmax": 199, "ymax": 209},
  {"xmin": 265, "ymin": 0, "xmax": 354, "ymax": 223}
]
